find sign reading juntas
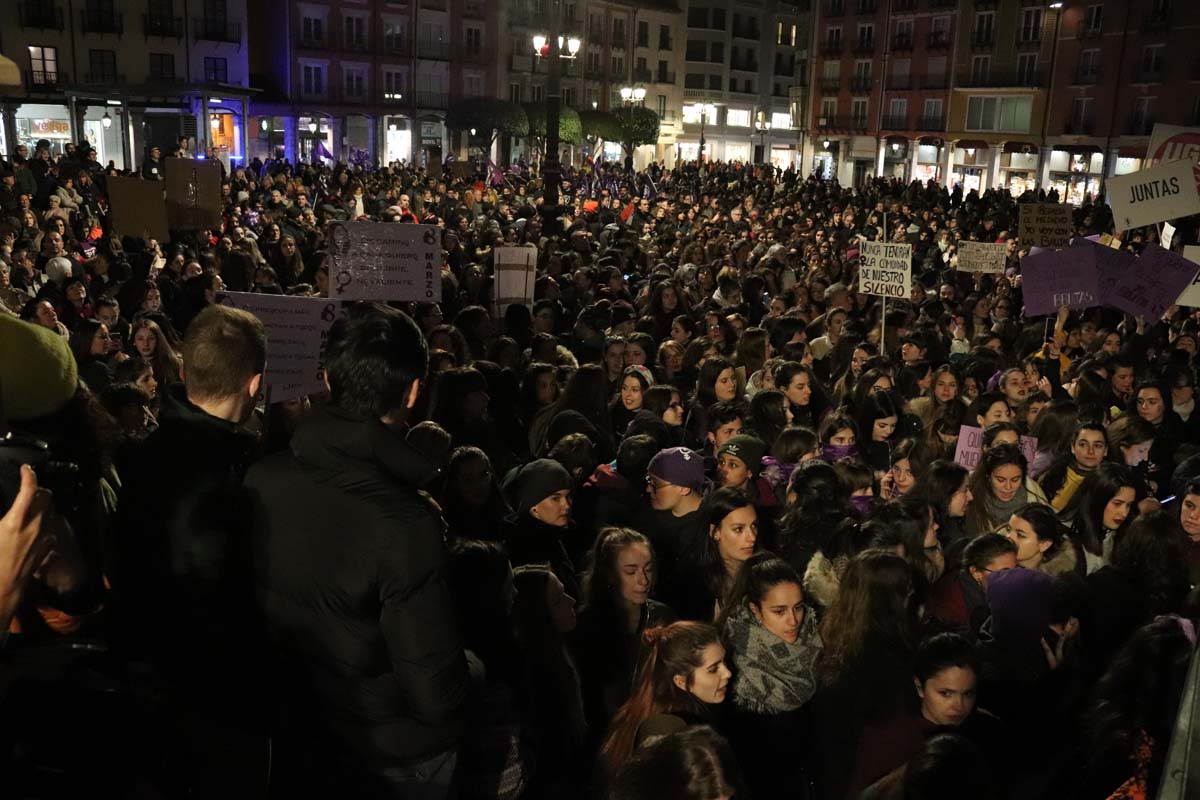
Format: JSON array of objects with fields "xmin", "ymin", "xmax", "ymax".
[
  {"xmin": 1019, "ymin": 203, "xmax": 1073, "ymax": 249},
  {"xmin": 1020, "ymin": 246, "xmax": 1099, "ymax": 316},
  {"xmin": 106, "ymin": 175, "xmax": 170, "ymax": 242},
  {"xmin": 1105, "ymin": 159, "xmax": 1200, "ymax": 231},
  {"xmin": 215, "ymin": 292, "xmax": 342, "ymax": 403},
  {"xmin": 956, "ymin": 241, "xmax": 1009, "ymax": 273},
  {"xmin": 329, "ymin": 222, "xmax": 440, "ymax": 302},
  {"xmin": 859, "ymin": 241, "xmax": 912, "ymax": 298},
  {"xmin": 1175, "ymin": 246, "xmax": 1200, "ymax": 307},
  {"xmin": 1106, "ymin": 244, "xmax": 1200, "ymax": 320},
  {"xmin": 954, "ymin": 425, "xmax": 1038, "ymax": 472},
  {"xmin": 493, "ymin": 245, "xmax": 539, "ymax": 318}
]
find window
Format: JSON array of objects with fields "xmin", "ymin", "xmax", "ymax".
[
  {"xmin": 821, "ymin": 98, "xmax": 837, "ymax": 119},
  {"xmin": 656, "ymin": 94, "xmax": 666, "ymax": 117},
  {"xmin": 1132, "ymin": 96, "xmax": 1154, "ymax": 130},
  {"xmin": 727, "ymin": 108, "xmax": 751, "ymax": 126},
  {"xmin": 1016, "ymin": 52, "xmax": 1038, "ymax": 85},
  {"xmin": 204, "ymin": 56, "xmax": 227, "ymax": 82},
  {"xmin": 686, "ymin": 39, "xmax": 707, "ymax": 61},
  {"xmin": 612, "ymin": 17, "xmax": 625, "ymax": 45},
  {"xmin": 973, "ymin": 11, "xmax": 994, "ymax": 41},
  {"xmin": 510, "ymin": 83, "xmax": 522, "ymax": 103},
  {"xmin": 777, "ymin": 21, "xmax": 784, "ymax": 45},
  {"xmin": 343, "ymin": 15, "xmax": 366, "ymax": 47},
  {"xmin": 931, "ymin": 16, "xmax": 950, "ymax": 36},
  {"xmin": 927, "ymin": 55, "xmax": 947, "ymax": 86},
  {"xmin": 636, "ymin": 56, "xmax": 648, "ymax": 73},
  {"xmin": 894, "ymin": 18, "xmax": 913, "ymax": 42},
  {"xmin": 589, "ymin": 13, "xmax": 603, "ymax": 38},
  {"xmin": 611, "ymin": 55, "xmax": 624, "ymax": 74},
  {"xmin": 854, "ymin": 60, "xmax": 871, "ymax": 80},
  {"xmin": 384, "ymin": 22, "xmax": 407, "ymax": 51},
  {"xmin": 682, "ymin": 104, "xmax": 717, "ymax": 125},
  {"xmin": 464, "ymin": 74, "xmax": 483, "ymax": 96},
  {"xmin": 149, "ymin": 52, "xmax": 175, "ymax": 79},
  {"xmin": 965, "ymin": 95, "xmax": 1032, "ymax": 132},
  {"xmin": 88, "ymin": 49, "xmax": 117, "ymax": 82},
  {"xmin": 1084, "ymin": 4, "xmax": 1102, "ymax": 33},
  {"xmin": 708, "ymin": 74, "xmax": 721, "ymax": 90},
  {"xmin": 531, "ymin": 85, "xmax": 543, "ymax": 101},
  {"xmin": 889, "ymin": 98, "xmax": 907, "ymax": 118},
  {"xmin": 384, "ymin": 71, "xmax": 406, "ymax": 99},
  {"xmin": 971, "ymin": 55, "xmax": 990, "ymax": 84},
  {"xmin": 923, "ymin": 97, "xmax": 943, "ymax": 123},
  {"xmin": 857, "ymin": 23, "xmax": 874, "ymax": 46},
  {"xmin": 205, "ymin": 0, "xmax": 228, "ymax": 20},
  {"xmin": 827, "ymin": 26, "xmax": 842, "ymax": 47},
  {"xmin": 302, "ymin": 16, "xmax": 324, "ymax": 43},
  {"xmin": 711, "ymin": 42, "xmax": 724, "ymax": 63},
  {"xmin": 302, "ymin": 63, "xmax": 325, "ymax": 95},
  {"xmin": 1019, "ymin": 8, "xmax": 1042, "ymax": 42},
  {"xmin": 1078, "ymin": 49, "xmax": 1099, "ymax": 81},
  {"xmin": 851, "ymin": 98, "xmax": 868, "ymax": 124},
  {"xmin": 1070, "ymin": 97, "xmax": 1093, "ymax": 131},
  {"xmin": 344, "ymin": 67, "xmax": 366, "ymax": 98},
  {"xmin": 790, "ymin": 24, "xmax": 797, "ymax": 47},
  {"xmin": 687, "ymin": 7, "xmax": 706, "ymax": 28},
  {"xmin": 771, "ymin": 111, "xmax": 791, "ymax": 129},
  {"xmin": 587, "ymin": 51, "xmax": 601, "ymax": 72},
  {"xmin": 465, "ymin": 26, "xmax": 482, "ymax": 53},
  {"xmin": 637, "ymin": 20, "xmax": 648, "ymax": 47},
  {"xmin": 658, "ymin": 59, "xmax": 669, "ymax": 78},
  {"xmin": 712, "ymin": 8, "xmax": 726, "ymax": 29},
  {"xmin": 659, "ymin": 25, "xmax": 672, "ymax": 49},
  {"xmin": 563, "ymin": 87, "xmax": 574, "ymax": 107},
  {"xmin": 891, "ymin": 58, "xmax": 911, "ymax": 84},
  {"xmin": 823, "ymin": 60, "xmax": 841, "ymax": 79},
  {"xmin": 1140, "ymin": 45, "xmax": 1164, "ymax": 78},
  {"xmin": 27, "ymin": 46, "xmax": 58, "ymax": 84}
]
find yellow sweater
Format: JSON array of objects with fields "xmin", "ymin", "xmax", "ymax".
[{"xmin": 1051, "ymin": 466, "xmax": 1086, "ymax": 512}]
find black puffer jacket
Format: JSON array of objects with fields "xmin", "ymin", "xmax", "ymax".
[{"xmin": 245, "ymin": 406, "xmax": 468, "ymax": 773}]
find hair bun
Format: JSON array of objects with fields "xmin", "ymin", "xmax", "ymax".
[{"xmin": 642, "ymin": 626, "xmax": 668, "ymax": 648}]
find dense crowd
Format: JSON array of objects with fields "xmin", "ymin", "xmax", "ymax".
[{"xmin": 1, "ymin": 133, "xmax": 1199, "ymax": 800}]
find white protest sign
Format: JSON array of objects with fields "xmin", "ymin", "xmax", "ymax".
[
  {"xmin": 329, "ymin": 222, "xmax": 441, "ymax": 301},
  {"xmin": 859, "ymin": 240, "xmax": 912, "ymax": 298},
  {"xmin": 215, "ymin": 292, "xmax": 341, "ymax": 403},
  {"xmin": 953, "ymin": 425, "xmax": 1037, "ymax": 472},
  {"xmin": 1176, "ymin": 246, "xmax": 1200, "ymax": 308},
  {"xmin": 1019, "ymin": 203, "xmax": 1072, "ymax": 249},
  {"xmin": 1163, "ymin": 222, "xmax": 1176, "ymax": 249},
  {"xmin": 493, "ymin": 245, "xmax": 539, "ymax": 317},
  {"xmin": 1106, "ymin": 159, "xmax": 1200, "ymax": 231},
  {"xmin": 956, "ymin": 241, "xmax": 1008, "ymax": 273}
]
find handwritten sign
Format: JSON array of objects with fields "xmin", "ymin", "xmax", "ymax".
[
  {"xmin": 954, "ymin": 425, "xmax": 1037, "ymax": 472},
  {"xmin": 164, "ymin": 158, "xmax": 223, "ymax": 230},
  {"xmin": 859, "ymin": 241, "xmax": 912, "ymax": 298},
  {"xmin": 107, "ymin": 176, "xmax": 169, "ymax": 242},
  {"xmin": 493, "ymin": 245, "xmax": 539, "ymax": 317},
  {"xmin": 1106, "ymin": 244, "xmax": 1200, "ymax": 320},
  {"xmin": 215, "ymin": 292, "xmax": 342, "ymax": 403},
  {"xmin": 329, "ymin": 222, "xmax": 441, "ymax": 302},
  {"xmin": 1163, "ymin": 222, "xmax": 1176, "ymax": 249},
  {"xmin": 1106, "ymin": 159, "xmax": 1200, "ymax": 230},
  {"xmin": 1021, "ymin": 246, "xmax": 1099, "ymax": 316},
  {"xmin": 1073, "ymin": 238, "xmax": 1136, "ymax": 309},
  {"xmin": 1019, "ymin": 203, "xmax": 1072, "ymax": 249},
  {"xmin": 956, "ymin": 241, "xmax": 1008, "ymax": 273},
  {"xmin": 1176, "ymin": 246, "xmax": 1200, "ymax": 307}
]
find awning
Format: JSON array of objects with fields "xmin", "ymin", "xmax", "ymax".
[
  {"xmin": 1002, "ymin": 141, "xmax": 1039, "ymax": 154},
  {"xmin": 955, "ymin": 139, "xmax": 990, "ymax": 151},
  {"xmin": 1054, "ymin": 144, "xmax": 1102, "ymax": 155},
  {"xmin": 0, "ymin": 56, "xmax": 18, "ymax": 89},
  {"xmin": 918, "ymin": 136, "xmax": 945, "ymax": 147}
]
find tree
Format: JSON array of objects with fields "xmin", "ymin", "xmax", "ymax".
[
  {"xmin": 617, "ymin": 107, "xmax": 661, "ymax": 160},
  {"xmin": 445, "ymin": 98, "xmax": 529, "ymax": 148},
  {"xmin": 578, "ymin": 109, "xmax": 623, "ymax": 142},
  {"xmin": 523, "ymin": 103, "xmax": 583, "ymax": 154}
]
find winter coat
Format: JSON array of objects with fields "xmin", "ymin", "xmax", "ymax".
[
  {"xmin": 244, "ymin": 406, "xmax": 468, "ymax": 773},
  {"xmin": 500, "ymin": 511, "xmax": 581, "ymax": 600},
  {"xmin": 803, "ymin": 550, "xmax": 846, "ymax": 611}
]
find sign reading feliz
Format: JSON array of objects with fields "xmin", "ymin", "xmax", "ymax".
[
  {"xmin": 1106, "ymin": 159, "xmax": 1200, "ymax": 230},
  {"xmin": 329, "ymin": 222, "xmax": 441, "ymax": 302},
  {"xmin": 859, "ymin": 241, "xmax": 912, "ymax": 299}
]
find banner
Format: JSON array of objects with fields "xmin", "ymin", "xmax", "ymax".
[
  {"xmin": 1019, "ymin": 203, "xmax": 1072, "ymax": 249},
  {"xmin": 1106, "ymin": 159, "xmax": 1200, "ymax": 231},
  {"xmin": 956, "ymin": 241, "xmax": 1008, "ymax": 273},
  {"xmin": 493, "ymin": 245, "xmax": 539, "ymax": 318},
  {"xmin": 954, "ymin": 426, "xmax": 1037, "ymax": 472},
  {"xmin": 1106, "ymin": 244, "xmax": 1199, "ymax": 320},
  {"xmin": 107, "ymin": 176, "xmax": 169, "ymax": 242},
  {"xmin": 1147, "ymin": 124, "xmax": 1200, "ymax": 164},
  {"xmin": 214, "ymin": 292, "xmax": 341, "ymax": 403},
  {"xmin": 858, "ymin": 241, "xmax": 912, "ymax": 299},
  {"xmin": 329, "ymin": 222, "xmax": 441, "ymax": 302},
  {"xmin": 164, "ymin": 158, "xmax": 223, "ymax": 230},
  {"xmin": 1177, "ymin": 246, "xmax": 1200, "ymax": 307},
  {"xmin": 1020, "ymin": 246, "xmax": 1099, "ymax": 316}
]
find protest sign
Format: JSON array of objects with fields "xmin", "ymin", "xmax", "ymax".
[
  {"xmin": 954, "ymin": 426, "xmax": 1037, "ymax": 472},
  {"xmin": 1176, "ymin": 246, "xmax": 1200, "ymax": 307},
  {"xmin": 858, "ymin": 241, "xmax": 912, "ymax": 298},
  {"xmin": 1106, "ymin": 159, "xmax": 1200, "ymax": 231},
  {"xmin": 164, "ymin": 158, "xmax": 223, "ymax": 230},
  {"xmin": 1073, "ymin": 237, "xmax": 1136, "ymax": 309},
  {"xmin": 329, "ymin": 222, "xmax": 440, "ymax": 302},
  {"xmin": 1147, "ymin": 124, "xmax": 1200, "ymax": 164},
  {"xmin": 107, "ymin": 176, "xmax": 169, "ymax": 242},
  {"xmin": 956, "ymin": 241, "xmax": 1008, "ymax": 273},
  {"xmin": 1020, "ymin": 246, "xmax": 1099, "ymax": 316},
  {"xmin": 1106, "ymin": 244, "xmax": 1199, "ymax": 320},
  {"xmin": 1019, "ymin": 203, "xmax": 1072, "ymax": 249},
  {"xmin": 215, "ymin": 292, "xmax": 341, "ymax": 403},
  {"xmin": 1163, "ymin": 222, "xmax": 1176, "ymax": 249},
  {"xmin": 493, "ymin": 245, "xmax": 539, "ymax": 317}
]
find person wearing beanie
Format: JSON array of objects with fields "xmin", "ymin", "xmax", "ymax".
[
  {"xmin": 631, "ymin": 446, "xmax": 709, "ymax": 597},
  {"xmin": 0, "ymin": 314, "xmax": 78, "ymax": 422},
  {"xmin": 716, "ymin": 434, "xmax": 777, "ymax": 508},
  {"xmin": 501, "ymin": 458, "xmax": 580, "ymax": 599}
]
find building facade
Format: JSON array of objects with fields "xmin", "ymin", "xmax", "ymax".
[{"xmin": 0, "ymin": 0, "xmax": 251, "ymax": 171}]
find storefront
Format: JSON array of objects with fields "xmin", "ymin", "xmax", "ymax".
[
  {"xmin": 13, "ymin": 102, "xmax": 73, "ymax": 156},
  {"xmin": 1110, "ymin": 147, "xmax": 1144, "ymax": 176},
  {"xmin": 206, "ymin": 99, "xmax": 245, "ymax": 166},
  {"xmin": 812, "ymin": 139, "xmax": 838, "ymax": 180},
  {"xmin": 999, "ymin": 144, "xmax": 1039, "ymax": 197},
  {"xmin": 383, "ymin": 117, "xmax": 412, "ymax": 164},
  {"xmin": 882, "ymin": 137, "xmax": 909, "ymax": 181},
  {"xmin": 1047, "ymin": 147, "xmax": 1103, "ymax": 205},
  {"xmin": 418, "ymin": 119, "xmax": 444, "ymax": 170},
  {"xmin": 913, "ymin": 140, "xmax": 943, "ymax": 183},
  {"xmin": 770, "ymin": 145, "xmax": 797, "ymax": 170},
  {"xmin": 250, "ymin": 116, "xmax": 287, "ymax": 161},
  {"xmin": 723, "ymin": 142, "xmax": 752, "ymax": 163},
  {"xmin": 298, "ymin": 115, "xmax": 333, "ymax": 163},
  {"xmin": 950, "ymin": 142, "xmax": 989, "ymax": 193}
]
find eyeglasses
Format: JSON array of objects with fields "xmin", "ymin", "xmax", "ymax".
[{"xmin": 646, "ymin": 477, "xmax": 672, "ymax": 492}]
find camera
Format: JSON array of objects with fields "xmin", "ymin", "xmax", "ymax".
[{"xmin": 0, "ymin": 435, "xmax": 80, "ymax": 514}]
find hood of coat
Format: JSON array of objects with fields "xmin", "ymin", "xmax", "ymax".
[
  {"xmin": 1039, "ymin": 534, "xmax": 1079, "ymax": 577},
  {"xmin": 290, "ymin": 405, "xmax": 440, "ymax": 491},
  {"xmin": 583, "ymin": 462, "xmax": 630, "ymax": 492},
  {"xmin": 803, "ymin": 550, "xmax": 846, "ymax": 610}
]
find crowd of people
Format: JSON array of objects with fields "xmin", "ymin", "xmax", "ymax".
[{"xmin": 1, "ymin": 133, "xmax": 1199, "ymax": 800}]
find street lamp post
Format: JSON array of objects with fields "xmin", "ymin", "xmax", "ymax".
[
  {"xmin": 754, "ymin": 112, "xmax": 772, "ymax": 165},
  {"xmin": 532, "ymin": 14, "xmax": 581, "ymax": 236},
  {"xmin": 686, "ymin": 102, "xmax": 716, "ymax": 163},
  {"xmin": 619, "ymin": 84, "xmax": 645, "ymax": 170}
]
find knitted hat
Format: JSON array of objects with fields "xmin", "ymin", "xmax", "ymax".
[
  {"xmin": 647, "ymin": 447, "xmax": 706, "ymax": 493},
  {"xmin": 716, "ymin": 435, "xmax": 767, "ymax": 476},
  {"xmin": 512, "ymin": 458, "xmax": 573, "ymax": 515},
  {"xmin": 985, "ymin": 567, "xmax": 1056, "ymax": 645},
  {"xmin": 0, "ymin": 315, "xmax": 78, "ymax": 421}
]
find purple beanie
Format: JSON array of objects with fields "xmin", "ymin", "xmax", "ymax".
[
  {"xmin": 985, "ymin": 567, "xmax": 1056, "ymax": 644},
  {"xmin": 647, "ymin": 447, "xmax": 706, "ymax": 493}
]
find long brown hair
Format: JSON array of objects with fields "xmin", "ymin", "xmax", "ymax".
[
  {"xmin": 598, "ymin": 621, "xmax": 720, "ymax": 781},
  {"xmin": 818, "ymin": 550, "xmax": 915, "ymax": 685}
]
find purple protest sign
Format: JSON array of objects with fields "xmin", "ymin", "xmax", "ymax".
[
  {"xmin": 1106, "ymin": 244, "xmax": 1199, "ymax": 320},
  {"xmin": 1020, "ymin": 246, "xmax": 1099, "ymax": 316},
  {"xmin": 1072, "ymin": 238, "xmax": 1136, "ymax": 309},
  {"xmin": 953, "ymin": 426, "xmax": 1037, "ymax": 472}
]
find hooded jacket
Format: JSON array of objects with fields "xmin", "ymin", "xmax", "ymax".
[{"xmin": 245, "ymin": 406, "xmax": 467, "ymax": 770}]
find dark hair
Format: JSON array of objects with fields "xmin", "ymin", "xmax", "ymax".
[
  {"xmin": 915, "ymin": 632, "xmax": 980, "ymax": 684},
  {"xmin": 1030, "ymin": 398, "xmax": 1082, "ymax": 457},
  {"xmin": 617, "ymin": 434, "xmax": 661, "ymax": 480},
  {"xmin": 181, "ymin": 304, "xmax": 267, "ymax": 403},
  {"xmin": 819, "ymin": 550, "xmax": 915, "ymax": 684},
  {"xmin": 1011, "ymin": 502, "xmax": 1068, "ymax": 558},
  {"xmin": 912, "ymin": 460, "xmax": 970, "ymax": 525},
  {"xmin": 717, "ymin": 551, "xmax": 802, "ymax": 630},
  {"xmin": 1110, "ymin": 510, "xmax": 1190, "ymax": 614},
  {"xmin": 961, "ymin": 533, "xmax": 1018, "ymax": 574},
  {"xmin": 967, "ymin": 391, "xmax": 1010, "ymax": 426},
  {"xmin": 773, "ymin": 426, "xmax": 819, "ymax": 463},
  {"xmin": 965, "ymin": 443, "xmax": 1027, "ymax": 533},
  {"xmin": 326, "ymin": 306, "xmax": 428, "ymax": 419},
  {"xmin": 582, "ymin": 527, "xmax": 655, "ymax": 617},
  {"xmin": 643, "ymin": 384, "xmax": 680, "ymax": 421},
  {"xmin": 68, "ymin": 317, "xmax": 105, "ymax": 368},
  {"xmin": 854, "ymin": 388, "xmax": 900, "ymax": 445},
  {"xmin": 694, "ymin": 356, "xmax": 734, "ymax": 408},
  {"xmin": 1062, "ymin": 462, "xmax": 1141, "ymax": 556},
  {"xmin": 695, "ymin": 487, "xmax": 758, "ymax": 601},
  {"xmin": 777, "ymin": 461, "xmax": 851, "ymax": 571},
  {"xmin": 520, "ymin": 361, "xmax": 559, "ymax": 422},
  {"xmin": 748, "ymin": 389, "xmax": 788, "ymax": 450},
  {"xmin": 705, "ymin": 399, "xmax": 746, "ymax": 434},
  {"xmin": 903, "ymin": 734, "xmax": 999, "ymax": 800},
  {"xmin": 606, "ymin": 725, "xmax": 747, "ymax": 800}
]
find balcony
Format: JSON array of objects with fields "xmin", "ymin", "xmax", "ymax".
[
  {"xmin": 1064, "ymin": 119, "xmax": 1094, "ymax": 135},
  {"xmin": 655, "ymin": 70, "xmax": 675, "ymax": 84},
  {"xmin": 298, "ymin": 36, "xmax": 333, "ymax": 51},
  {"xmin": 420, "ymin": 0, "xmax": 447, "ymax": 9},
  {"xmin": 81, "ymin": 8, "xmax": 123, "ymax": 35},
  {"xmin": 775, "ymin": 59, "xmax": 796, "ymax": 76},
  {"xmin": 461, "ymin": 47, "xmax": 483, "ymax": 64},
  {"xmin": 824, "ymin": 1, "xmax": 845, "ymax": 17},
  {"xmin": 920, "ymin": 74, "xmax": 948, "ymax": 90},
  {"xmin": 25, "ymin": 69, "xmax": 66, "ymax": 91},
  {"xmin": 852, "ymin": 39, "xmax": 875, "ymax": 55},
  {"xmin": 658, "ymin": 37, "xmax": 673, "ymax": 51},
  {"xmin": 143, "ymin": 13, "xmax": 182, "ymax": 38},
  {"xmin": 958, "ymin": 69, "xmax": 1045, "ymax": 88},
  {"xmin": 818, "ymin": 115, "xmax": 869, "ymax": 131},
  {"xmin": 970, "ymin": 30, "xmax": 995, "ymax": 48},
  {"xmin": 1018, "ymin": 31, "xmax": 1042, "ymax": 45},
  {"xmin": 1142, "ymin": 10, "xmax": 1169, "ymax": 33},
  {"xmin": 927, "ymin": 31, "xmax": 950, "ymax": 49},
  {"xmin": 418, "ymin": 39, "xmax": 451, "ymax": 59},
  {"xmin": 732, "ymin": 26, "xmax": 759, "ymax": 40},
  {"xmin": 849, "ymin": 76, "xmax": 873, "ymax": 92},
  {"xmin": 886, "ymin": 75, "xmax": 912, "ymax": 90},
  {"xmin": 19, "ymin": 0, "xmax": 64, "ymax": 30},
  {"xmin": 83, "ymin": 72, "xmax": 125, "ymax": 85},
  {"xmin": 193, "ymin": 18, "xmax": 241, "ymax": 44},
  {"xmin": 929, "ymin": 0, "xmax": 956, "ymax": 6},
  {"xmin": 1134, "ymin": 68, "xmax": 1163, "ymax": 84},
  {"xmin": 731, "ymin": 59, "xmax": 759, "ymax": 72},
  {"xmin": 918, "ymin": 114, "xmax": 944, "ymax": 130},
  {"xmin": 881, "ymin": 114, "xmax": 908, "ymax": 129},
  {"xmin": 891, "ymin": 34, "xmax": 913, "ymax": 51},
  {"xmin": 633, "ymin": 67, "xmax": 652, "ymax": 83},
  {"xmin": 1127, "ymin": 117, "xmax": 1155, "ymax": 135},
  {"xmin": 342, "ymin": 34, "xmax": 372, "ymax": 54},
  {"xmin": 893, "ymin": 0, "xmax": 916, "ymax": 10},
  {"xmin": 857, "ymin": 0, "xmax": 877, "ymax": 13},
  {"xmin": 820, "ymin": 77, "xmax": 841, "ymax": 92},
  {"xmin": 1073, "ymin": 68, "xmax": 1099, "ymax": 86},
  {"xmin": 820, "ymin": 40, "xmax": 843, "ymax": 56},
  {"xmin": 1077, "ymin": 21, "xmax": 1102, "ymax": 39},
  {"xmin": 383, "ymin": 36, "xmax": 412, "ymax": 57}
]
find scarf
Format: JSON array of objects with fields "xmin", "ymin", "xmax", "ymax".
[
  {"xmin": 983, "ymin": 483, "xmax": 1028, "ymax": 528},
  {"xmin": 1176, "ymin": 398, "xmax": 1195, "ymax": 422},
  {"xmin": 724, "ymin": 601, "xmax": 822, "ymax": 714}
]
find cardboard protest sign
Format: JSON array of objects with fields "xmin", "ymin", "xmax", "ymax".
[
  {"xmin": 1147, "ymin": 124, "xmax": 1200, "ymax": 164},
  {"xmin": 164, "ymin": 158, "xmax": 223, "ymax": 230},
  {"xmin": 1073, "ymin": 238, "xmax": 1136, "ymax": 309},
  {"xmin": 1163, "ymin": 222, "xmax": 1176, "ymax": 250},
  {"xmin": 493, "ymin": 245, "xmax": 539, "ymax": 317},
  {"xmin": 858, "ymin": 241, "xmax": 912, "ymax": 299},
  {"xmin": 329, "ymin": 222, "xmax": 441, "ymax": 302},
  {"xmin": 1020, "ymin": 246, "xmax": 1099, "ymax": 316},
  {"xmin": 1176, "ymin": 246, "xmax": 1200, "ymax": 307},
  {"xmin": 954, "ymin": 426, "xmax": 1037, "ymax": 472},
  {"xmin": 215, "ymin": 292, "xmax": 341, "ymax": 403},
  {"xmin": 1019, "ymin": 203, "xmax": 1072, "ymax": 249},
  {"xmin": 1106, "ymin": 159, "xmax": 1200, "ymax": 231},
  {"xmin": 1106, "ymin": 244, "xmax": 1199, "ymax": 320},
  {"xmin": 956, "ymin": 241, "xmax": 1008, "ymax": 273},
  {"xmin": 107, "ymin": 175, "xmax": 169, "ymax": 242}
]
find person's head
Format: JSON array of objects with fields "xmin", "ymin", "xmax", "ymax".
[
  {"xmin": 646, "ymin": 446, "xmax": 707, "ymax": 513},
  {"xmin": 68, "ymin": 318, "xmax": 109, "ymax": 365},
  {"xmin": 180, "ymin": 305, "xmax": 266, "ymax": 423},
  {"xmin": 512, "ymin": 564, "xmax": 576, "ymax": 638},
  {"xmin": 514, "ymin": 458, "xmax": 573, "ymax": 527},
  {"xmin": 1134, "ymin": 380, "xmax": 1167, "ymax": 425},
  {"xmin": 444, "ymin": 446, "xmax": 499, "ymax": 509},
  {"xmin": 113, "ymin": 356, "xmax": 157, "ymax": 399},
  {"xmin": 705, "ymin": 487, "xmax": 758, "ymax": 569},
  {"xmin": 999, "ymin": 367, "xmax": 1028, "ymax": 405},
  {"xmin": 969, "ymin": 391, "xmax": 1013, "ymax": 429},
  {"xmin": 819, "ymin": 550, "xmax": 915, "ymax": 682},
  {"xmin": 95, "ymin": 297, "xmax": 121, "ymax": 329},
  {"xmin": 903, "ymin": 734, "xmax": 999, "ymax": 800},
  {"xmin": 819, "ymin": 413, "xmax": 858, "ymax": 459},
  {"xmin": 1110, "ymin": 510, "xmax": 1190, "ymax": 610},
  {"xmin": 1179, "ymin": 478, "xmax": 1200, "ymax": 540},
  {"xmin": 21, "ymin": 298, "xmax": 59, "ymax": 330},
  {"xmin": 974, "ymin": 442, "xmax": 1027, "ymax": 505},
  {"xmin": 775, "ymin": 360, "xmax": 814, "ymax": 408},
  {"xmin": 325, "ymin": 306, "xmax": 427, "ymax": 423},
  {"xmin": 914, "ymin": 633, "xmax": 980, "ymax": 727},
  {"xmin": 773, "ymin": 425, "xmax": 821, "ymax": 465},
  {"xmin": 724, "ymin": 552, "xmax": 807, "ymax": 643},
  {"xmin": 705, "ymin": 400, "xmax": 746, "ymax": 449},
  {"xmin": 1063, "ymin": 461, "xmax": 1141, "ymax": 555},
  {"xmin": 888, "ymin": 438, "xmax": 926, "ymax": 497},
  {"xmin": 696, "ymin": 356, "xmax": 737, "ymax": 405},
  {"xmin": 606, "ymin": 725, "xmax": 747, "ymax": 800},
  {"xmin": 643, "ymin": 384, "xmax": 685, "ymax": 427},
  {"xmin": 1109, "ymin": 356, "xmax": 1134, "ymax": 396},
  {"xmin": 1005, "ymin": 503, "xmax": 1066, "ymax": 569},
  {"xmin": 584, "ymin": 527, "xmax": 656, "ymax": 612},
  {"xmin": 1106, "ymin": 413, "xmax": 1154, "ymax": 467},
  {"xmin": 962, "ymin": 532, "xmax": 1018, "ymax": 587},
  {"xmin": 980, "ymin": 421, "xmax": 1020, "ymax": 453},
  {"xmin": 931, "ymin": 365, "xmax": 959, "ymax": 404},
  {"xmin": 1164, "ymin": 363, "xmax": 1195, "ymax": 411},
  {"xmin": 620, "ymin": 365, "xmax": 653, "ymax": 412},
  {"xmin": 715, "ymin": 434, "xmax": 766, "ymax": 490},
  {"xmin": 855, "ymin": 388, "xmax": 899, "ymax": 444}
]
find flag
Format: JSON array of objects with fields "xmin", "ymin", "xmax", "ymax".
[
  {"xmin": 620, "ymin": 201, "xmax": 635, "ymax": 223},
  {"xmin": 313, "ymin": 139, "xmax": 335, "ymax": 161}
]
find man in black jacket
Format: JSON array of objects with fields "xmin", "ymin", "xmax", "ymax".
[{"xmin": 245, "ymin": 306, "xmax": 467, "ymax": 798}]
